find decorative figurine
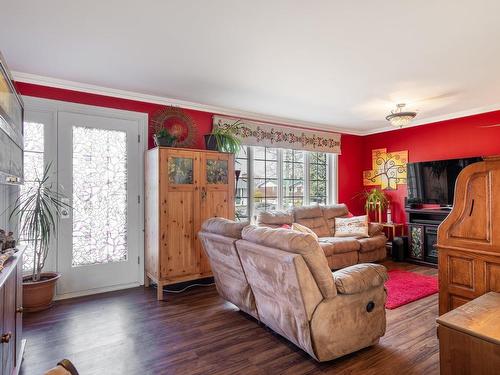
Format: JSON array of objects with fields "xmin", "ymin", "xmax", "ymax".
[{"xmin": 0, "ymin": 229, "xmax": 16, "ymax": 251}]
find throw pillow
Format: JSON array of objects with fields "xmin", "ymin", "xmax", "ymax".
[
  {"xmin": 280, "ymin": 224, "xmax": 292, "ymax": 229},
  {"xmin": 334, "ymin": 215, "xmax": 369, "ymax": 238},
  {"xmin": 292, "ymin": 223, "xmax": 319, "ymax": 241}
]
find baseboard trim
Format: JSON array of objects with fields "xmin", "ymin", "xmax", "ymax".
[{"xmin": 55, "ymin": 282, "xmax": 143, "ymax": 300}]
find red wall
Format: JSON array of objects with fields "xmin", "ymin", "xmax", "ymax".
[
  {"xmin": 15, "ymin": 82, "xmax": 213, "ymax": 150},
  {"xmin": 15, "ymin": 82, "xmax": 364, "ymax": 210},
  {"xmin": 361, "ymin": 110, "xmax": 500, "ymax": 223},
  {"xmin": 338, "ymin": 134, "xmax": 365, "ymax": 214},
  {"xmin": 18, "ymin": 81, "xmax": 498, "ymax": 220}
]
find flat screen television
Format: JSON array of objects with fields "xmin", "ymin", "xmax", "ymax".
[{"xmin": 406, "ymin": 157, "xmax": 482, "ymax": 207}]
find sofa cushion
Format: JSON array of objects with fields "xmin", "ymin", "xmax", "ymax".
[
  {"xmin": 292, "ymin": 223, "xmax": 319, "ymax": 241},
  {"xmin": 199, "ymin": 231, "xmax": 258, "ymax": 318},
  {"xmin": 359, "ymin": 247, "xmax": 387, "ymax": 263},
  {"xmin": 333, "ymin": 263, "xmax": 388, "ymax": 294},
  {"xmin": 318, "ymin": 237, "xmax": 360, "ymax": 256},
  {"xmin": 201, "ymin": 217, "xmax": 249, "ymax": 239},
  {"xmin": 257, "ymin": 210, "xmax": 293, "ymax": 227},
  {"xmin": 322, "ymin": 204, "xmax": 349, "ymax": 219},
  {"xmin": 293, "ymin": 205, "xmax": 330, "ymax": 237},
  {"xmin": 368, "ymin": 222, "xmax": 384, "ymax": 236},
  {"xmin": 326, "ymin": 251, "xmax": 359, "ymax": 270},
  {"xmin": 334, "ymin": 215, "xmax": 369, "ymax": 238},
  {"xmin": 241, "ymin": 225, "xmax": 336, "ymax": 299},
  {"xmin": 322, "ymin": 204, "xmax": 350, "ymax": 234},
  {"xmin": 295, "ymin": 217, "xmax": 331, "ymax": 237},
  {"xmin": 294, "ymin": 205, "xmax": 323, "ymax": 219},
  {"xmin": 358, "ymin": 234, "xmax": 387, "ymax": 253}
]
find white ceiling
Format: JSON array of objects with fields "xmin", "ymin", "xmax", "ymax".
[{"xmin": 1, "ymin": 0, "xmax": 500, "ymax": 134}]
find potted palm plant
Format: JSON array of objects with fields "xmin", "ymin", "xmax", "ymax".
[
  {"xmin": 205, "ymin": 119, "xmax": 242, "ymax": 153},
  {"xmin": 10, "ymin": 163, "xmax": 70, "ymax": 312}
]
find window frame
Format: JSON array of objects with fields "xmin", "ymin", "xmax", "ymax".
[
  {"xmin": 308, "ymin": 152, "xmax": 330, "ymax": 205},
  {"xmin": 282, "ymin": 149, "xmax": 305, "ymax": 209},
  {"xmin": 234, "ymin": 146, "xmax": 338, "ymax": 221},
  {"xmin": 19, "ymin": 121, "xmax": 46, "ymax": 272},
  {"xmin": 234, "ymin": 148, "xmax": 250, "ymax": 221}
]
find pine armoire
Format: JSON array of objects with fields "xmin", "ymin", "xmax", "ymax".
[
  {"xmin": 437, "ymin": 156, "xmax": 500, "ymax": 314},
  {"xmin": 145, "ymin": 147, "xmax": 235, "ymax": 300}
]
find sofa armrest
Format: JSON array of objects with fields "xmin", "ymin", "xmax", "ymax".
[
  {"xmin": 368, "ymin": 222, "xmax": 384, "ymax": 237},
  {"xmin": 333, "ymin": 263, "xmax": 388, "ymax": 294}
]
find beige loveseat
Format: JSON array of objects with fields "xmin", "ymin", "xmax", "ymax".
[
  {"xmin": 257, "ymin": 204, "xmax": 387, "ymax": 269},
  {"xmin": 199, "ymin": 218, "xmax": 388, "ymax": 362}
]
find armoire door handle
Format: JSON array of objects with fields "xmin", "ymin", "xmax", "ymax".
[
  {"xmin": 1, "ymin": 332, "xmax": 12, "ymax": 343},
  {"xmin": 201, "ymin": 187, "xmax": 207, "ymax": 200}
]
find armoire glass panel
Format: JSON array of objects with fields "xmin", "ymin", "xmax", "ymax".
[{"xmin": 168, "ymin": 157, "xmax": 194, "ymax": 184}]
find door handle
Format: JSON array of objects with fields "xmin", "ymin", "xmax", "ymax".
[
  {"xmin": 201, "ymin": 187, "xmax": 207, "ymax": 200},
  {"xmin": 1, "ymin": 332, "xmax": 12, "ymax": 343}
]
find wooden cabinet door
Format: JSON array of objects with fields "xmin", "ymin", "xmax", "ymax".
[
  {"xmin": 160, "ymin": 148, "xmax": 201, "ymax": 279},
  {"xmin": 15, "ymin": 259, "xmax": 22, "ymax": 369},
  {"xmin": 408, "ymin": 224, "xmax": 425, "ymax": 260},
  {"xmin": 198, "ymin": 152, "xmax": 235, "ymax": 273},
  {"xmin": 2, "ymin": 274, "xmax": 16, "ymax": 375},
  {"xmin": 0, "ymin": 285, "xmax": 3, "ymax": 375}
]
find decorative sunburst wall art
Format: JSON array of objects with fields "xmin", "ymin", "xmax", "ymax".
[
  {"xmin": 150, "ymin": 106, "xmax": 198, "ymax": 148},
  {"xmin": 363, "ymin": 148, "xmax": 408, "ymax": 190}
]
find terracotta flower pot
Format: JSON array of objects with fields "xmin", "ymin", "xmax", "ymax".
[{"xmin": 22, "ymin": 272, "xmax": 61, "ymax": 313}]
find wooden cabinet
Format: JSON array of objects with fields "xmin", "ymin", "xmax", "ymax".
[
  {"xmin": 0, "ymin": 52, "xmax": 24, "ymax": 185},
  {"xmin": 437, "ymin": 156, "xmax": 500, "ymax": 314},
  {"xmin": 437, "ymin": 292, "xmax": 500, "ymax": 374},
  {"xmin": 145, "ymin": 147, "xmax": 235, "ymax": 300},
  {"xmin": 0, "ymin": 249, "xmax": 24, "ymax": 375}
]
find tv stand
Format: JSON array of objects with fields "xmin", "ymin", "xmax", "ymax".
[{"xmin": 405, "ymin": 207, "xmax": 451, "ymax": 267}]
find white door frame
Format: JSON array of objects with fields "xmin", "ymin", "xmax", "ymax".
[{"xmin": 22, "ymin": 96, "xmax": 148, "ymax": 299}]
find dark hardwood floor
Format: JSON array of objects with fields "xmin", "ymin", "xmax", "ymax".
[{"xmin": 21, "ymin": 261, "xmax": 439, "ymax": 375}]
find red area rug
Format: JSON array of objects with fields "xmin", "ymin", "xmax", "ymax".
[{"xmin": 385, "ymin": 270, "xmax": 438, "ymax": 309}]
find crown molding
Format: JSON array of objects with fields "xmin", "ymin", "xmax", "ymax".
[
  {"xmin": 12, "ymin": 71, "xmax": 365, "ymax": 136},
  {"xmin": 361, "ymin": 104, "xmax": 500, "ymax": 135},
  {"xmin": 12, "ymin": 71, "xmax": 500, "ymax": 137}
]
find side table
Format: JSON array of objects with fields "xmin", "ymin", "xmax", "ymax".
[{"xmin": 372, "ymin": 222, "xmax": 405, "ymax": 241}]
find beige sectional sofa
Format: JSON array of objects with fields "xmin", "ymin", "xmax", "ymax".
[
  {"xmin": 199, "ymin": 217, "xmax": 388, "ymax": 362},
  {"xmin": 257, "ymin": 204, "xmax": 387, "ymax": 269}
]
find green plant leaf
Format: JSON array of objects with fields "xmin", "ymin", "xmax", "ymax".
[
  {"xmin": 209, "ymin": 119, "xmax": 243, "ymax": 153},
  {"xmin": 9, "ymin": 162, "xmax": 71, "ymax": 281}
]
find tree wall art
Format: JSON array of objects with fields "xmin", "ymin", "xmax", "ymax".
[{"xmin": 363, "ymin": 148, "xmax": 408, "ymax": 190}]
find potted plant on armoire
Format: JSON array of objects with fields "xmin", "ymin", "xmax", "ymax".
[
  {"xmin": 204, "ymin": 119, "xmax": 243, "ymax": 153},
  {"xmin": 10, "ymin": 164, "xmax": 70, "ymax": 312}
]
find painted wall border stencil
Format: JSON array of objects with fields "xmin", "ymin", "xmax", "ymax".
[{"xmin": 363, "ymin": 148, "xmax": 408, "ymax": 190}]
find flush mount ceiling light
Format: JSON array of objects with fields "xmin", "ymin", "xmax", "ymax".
[{"xmin": 385, "ymin": 103, "xmax": 417, "ymax": 127}]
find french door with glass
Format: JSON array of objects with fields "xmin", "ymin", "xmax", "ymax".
[
  {"xmin": 22, "ymin": 100, "xmax": 145, "ymax": 298},
  {"xmin": 56, "ymin": 111, "xmax": 142, "ymax": 296}
]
